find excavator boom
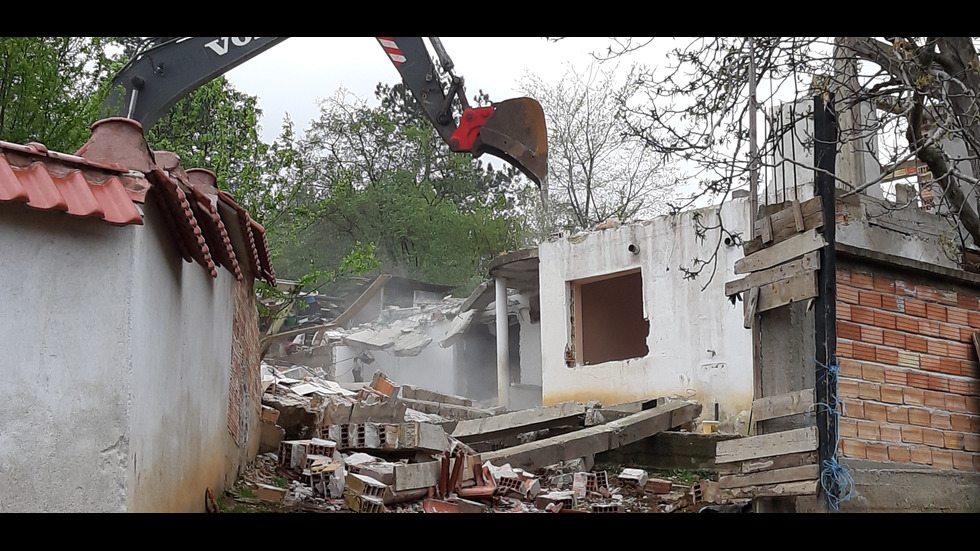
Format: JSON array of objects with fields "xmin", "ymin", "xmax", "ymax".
[{"xmin": 104, "ymin": 37, "xmax": 548, "ymax": 187}]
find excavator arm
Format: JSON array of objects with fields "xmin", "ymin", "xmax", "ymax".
[{"xmin": 104, "ymin": 37, "xmax": 548, "ymax": 187}]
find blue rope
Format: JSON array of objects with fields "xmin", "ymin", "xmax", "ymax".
[{"xmin": 812, "ymin": 357, "xmax": 854, "ymax": 511}]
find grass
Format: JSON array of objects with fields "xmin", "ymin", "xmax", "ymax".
[{"xmin": 274, "ymin": 476, "xmax": 290, "ymax": 489}]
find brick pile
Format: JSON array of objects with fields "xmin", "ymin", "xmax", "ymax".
[{"xmin": 836, "ymin": 267, "xmax": 980, "ymax": 471}]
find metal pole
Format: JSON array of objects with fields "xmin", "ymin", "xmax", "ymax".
[{"xmin": 748, "ymin": 37, "xmax": 759, "ymax": 238}]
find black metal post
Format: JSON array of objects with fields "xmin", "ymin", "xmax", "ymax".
[{"xmin": 813, "ymin": 93, "xmax": 839, "ymax": 510}]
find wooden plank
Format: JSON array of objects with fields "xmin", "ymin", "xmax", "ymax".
[
  {"xmin": 715, "ymin": 426, "xmax": 817, "ymax": 464},
  {"xmin": 719, "ymin": 464, "xmax": 820, "ymax": 489},
  {"xmin": 744, "ymin": 196, "xmax": 824, "ymax": 256},
  {"xmin": 752, "ymin": 389, "xmax": 815, "ymax": 423},
  {"xmin": 723, "ymin": 479, "xmax": 819, "ymax": 499},
  {"xmin": 756, "ymin": 268, "xmax": 819, "ymax": 313},
  {"xmin": 792, "ymin": 199, "xmax": 805, "ymax": 232},
  {"xmin": 716, "ymin": 451, "xmax": 818, "ymax": 476},
  {"xmin": 735, "ymin": 228, "xmax": 827, "ymax": 275},
  {"xmin": 761, "ymin": 214, "xmax": 773, "ymax": 244},
  {"xmin": 726, "ymin": 250, "xmax": 820, "ymax": 296},
  {"xmin": 742, "ymin": 286, "xmax": 759, "ymax": 330}
]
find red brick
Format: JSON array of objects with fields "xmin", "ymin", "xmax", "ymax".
[
  {"xmin": 850, "ymin": 305, "xmax": 875, "ymax": 326},
  {"xmin": 970, "ymin": 312, "xmax": 980, "ymax": 329},
  {"xmin": 939, "ymin": 358, "xmax": 962, "ymax": 376},
  {"xmin": 904, "ymin": 387, "xmax": 924, "ymax": 405},
  {"xmin": 861, "ymin": 326, "xmax": 884, "ymax": 345},
  {"xmin": 948, "ymin": 379, "xmax": 976, "ymax": 396},
  {"xmin": 947, "ymin": 341, "xmax": 975, "ymax": 360},
  {"xmin": 838, "ymin": 286, "xmax": 860, "ymax": 305},
  {"xmin": 884, "ymin": 368, "xmax": 907, "ymax": 385},
  {"xmin": 909, "ymin": 408, "xmax": 932, "ymax": 426},
  {"xmin": 859, "ymin": 381, "xmax": 881, "ymax": 400},
  {"xmin": 872, "ymin": 276, "xmax": 895, "ymax": 293},
  {"xmin": 864, "ymin": 402, "xmax": 887, "ymax": 422},
  {"xmin": 952, "ymin": 451, "xmax": 974, "ymax": 471},
  {"xmin": 859, "ymin": 291, "xmax": 883, "ymax": 309},
  {"xmin": 866, "ymin": 443, "xmax": 889, "ymax": 461},
  {"xmin": 924, "ymin": 390, "xmax": 947, "ymax": 409},
  {"xmin": 883, "ymin": 330, "xmax": 906, "ymax": 349},
  {"xmin": 961, "ymin": 361, "xmax": 978, "ymax": 378},
  {"xmin": 873, "ymin": 311, "xmax": 897, "ymax": 329},
  {"xmin": 887, "ymin": 445, "xmax": 910, "ymax": 462},
  {"xmin": 839, "ymin": 418, "xmax": 858, "ymax": 438},
  {"xmin": 947, "ymin": 307, "xmax": 971, "ymax": 327},
  {"xmin": 958, "ymin": 328, "xmax": 975, "ymax": 342},
  {"xmin": 880, "ymin": 424, "xmax": 902, "ymax": 442},
  {"xmin": 937, "ymin": 289, "xmax": 959, "ymax": 306},
  {"xmin": 895, "ymin": 316, "xmax": 920, "ymax": 334},
  {"xmin": 910, "ymin": 446, "xmax": 932, "ymax": 464},
  {"xmin": 837, "ymin": 270, "xmax": 852, "ymax": 284},
  {"xmin": 920, "ymin": 355, "xmax": 942, "ymax": 373},
  {"xmin": 931, "ymin": 411, "xmax": 952, "ymax": 429},
  {"xmin": 838, "ymin": 340, "xmax": 853, "ymax": 359},
  {"xmin": 939, "ymin": 323, "xmax": 961, "ymax": 341},
  {"xmin": 880, "ymin": 385, "xmax": 905, "ymax": 405},
  {"xmin": 907, "ymin": 372, "xmax": 930, "ymax": 389},
  {"xmin": 950, "ymin": 414, "xmax": 974, "ymax": 432},
  {"xmin": 902, "ymin": 425, "xmax": 923, "ymax": 444},
  {"xmin": 957, "ymin": 294, "xmax": 979, "ymax": 311},
  {"xmin": 838, "ymin": 359, "xmax": 863, "ymax": 378},
  {"xmin": 885, "ymin": 405, "xmax": 908, "ymax": 425},
  {"xmin": 857, "ymin": 420, "xmax": 880, "ymax": 439},
  {"xmin": 837, "ymin": 302, "xmax": 852, "ymax": 321},
  {"xmin": 854, "ymin": 343, "xmax": 877, "ymax": 362},
  {"xmin": 922, "ymin": 427, "xmax": 945, "ymax": 447},
  {"xmin": 965, "ymin": 434, "xmax": 980, "ymax": 453},
  {"xmin": 881, "ymin": 294, "xmax": 902, "ymax": 311},
  {"xmin": 851, "ymin": 273, "xmax": 874, "ymax": 290},
  {"xmin": 905, "ymin": 299, "xmax": 927, "ymax": 318},
  {"xmin": 928, "ymin": 375, "xmax": 950, "ymax": 393},
  {"xmin": 906, "ymin": 335, "xmax": 929, "ymax": 353},
  {"xmin": 915, "ymin": 285, "xmax": 941, "ymax": 303},
  {"xmin": 972, "ymin": 414, "xmax": 980, "ymax": 431},
  {"xmin": 932, "ymin": 449, "xmax": 954, "ymax": 470},
  {"xmin": 946, "ymin": 394, "xmax": 969, "ymax": 413},
  {"xmin": 975, "ymin": 454, "xmax": 980, "ymax": 473},
  {"xmin": 893, "ymin": 280, "xmax": 916, "ymax": 297},
  {"xmin": 926, "ymin": 340, "xmax": 948, "ymax": 357},
  {"xmin": 925, "ymin": 303, "xmax": 948, "ymax": 322},
  {"xmin": 918, "ymin": 319, "xmax": 941, "ymax": 337},
  {"xmin": 841, "ymin": 439, "xmax": 866, "ymax": 459},
  {"xmin": 838, "ymin": 379, "xmax": 860, "ymax": 399},
  {"xmin": 842, "ymin": 399, "xmax": 864, "ymax": 419},
  {"xmin": 837, "ymin": 321, "xmax": 862, "ymax": 341},
  {"xmin": 862, "ymin": 363, "xmax": 885, "ymax": 383},
  {"xmin": 943, "ymin": 431, "xmax": 964, "ymax": 450}
]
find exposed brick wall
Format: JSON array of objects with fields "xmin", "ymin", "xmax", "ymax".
[
  {"xmin": 228, "ymin": 276, "xmax": 261, "ymax": 450},
  {"xmin": 836, "ymin": 264, "xmax": 980, "ymax": 472}
]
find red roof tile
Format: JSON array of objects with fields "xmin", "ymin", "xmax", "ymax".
[{"xmin": 0, "ymin": 118, "xmax": 275, "ymax": 285}]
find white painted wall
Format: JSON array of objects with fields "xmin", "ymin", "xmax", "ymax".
[
  {"xmin": 0, "ymin": 197, "xmax": 243, "ymax": 512},
  {"xmin": 538, "ymin": 198, "xmax": 754, "ymax": 431}
]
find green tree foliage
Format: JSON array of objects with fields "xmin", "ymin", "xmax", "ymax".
[
  {"xmin": 272, "ymin": 85, "xmax": 531, "ymax": 293},
  {"xmin": 0, "ymin": 37, "xmax": 116, "ymax": 151}
]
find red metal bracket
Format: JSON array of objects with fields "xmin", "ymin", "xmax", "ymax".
[{"xmin": 448, "ymin": 106, "xmax": 494, "ymax": 153}]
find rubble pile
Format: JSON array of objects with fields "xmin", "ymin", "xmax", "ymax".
[{"xmin": 239, "ymin": 369, "xmax": 739, "ymax": 513}]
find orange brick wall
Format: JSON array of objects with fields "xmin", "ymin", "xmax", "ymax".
[
  {"xmin": 836, "ymin": 266, "xmax": 980, "ymax": 472},
  {"xmin": 228, "ymin": 277, "xmax": 261, "ymax": 448}
]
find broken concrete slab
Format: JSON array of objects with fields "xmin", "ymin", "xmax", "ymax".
[
  {"xmin": 480, "ymin": 400, "xmax": 701, "ymax": 472},
  {"xmin": 399, "ymin": 397, "xmax": 495, "ymax": 421},
  {"xmin": 452, "ymin": 401, "xmax": 587, "ymax": 443},
  {"xmin": 259, "ymin": 419, "xmax": 285, "ymax": 454},
  {"xmin": 400, "ymin": 384, "xmax": 473, "ymax": 407}
]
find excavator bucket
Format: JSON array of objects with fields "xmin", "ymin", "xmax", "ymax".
[{"xmin": 471, "ymin": 98, "xmax": 548, "ymax": 188}]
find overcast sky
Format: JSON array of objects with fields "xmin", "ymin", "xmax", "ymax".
[{"xmin": 224, "ymin": 37, "xmax": 661, "ymax": 144}]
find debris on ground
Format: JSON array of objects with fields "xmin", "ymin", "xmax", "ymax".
[{"xmin": 231, "ymin": 369, "xmax": 750, "ymax": 513}]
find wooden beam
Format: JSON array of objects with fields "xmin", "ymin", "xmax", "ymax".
[
  {"xmin": 717, "ymin": 451, "xmax": 818, "ymax": 476},
  {"xmin": 735, "ymin": 228, "xmax": 827, "ymax": 275},
  {"xmin": 756, "ymin": 268, "xmax": 819, "ymax": 313},
  {"xmin": 752, "ymin": 389, "xmax": 815, "ymax": 424},
  {"xmin": 715, "ymin": 426, "xmax": 817, "ymax": 464},
  {"xmin": 723, "ymin": 479, "xmax": 819, "ymax": 499},
  {"xmin": 742, "ymin": 286, "xmax": 759, "ymax": 330},
  {"xmin": 744, "ymin": 196, "xmax": 824, "ymax": 256},
  {"xmin": 719, "ymin": 464, "xmax": 819, "ymax": 489},
  {"xmin": 792, "ymin": 199, "xmax": 805, "ymax": 232},
  {"xmin": 726, "ymin": 251, "xmax": 820, "ymax": 296}
]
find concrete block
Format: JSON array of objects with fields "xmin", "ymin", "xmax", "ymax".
[
  {"xmin": 259, "ymin": 419, "xmax": 285, "ymax": 454},
  {"xmin": 345, "ymin": 472, "xmax": 387, "ymax": 498},
  {"xmin": 254, "ymin": 483, "xmax": 286, "ymax": 503},
  {"xmin": 618, "ymin": 468, "xmax": 648, "ymax": 487}
]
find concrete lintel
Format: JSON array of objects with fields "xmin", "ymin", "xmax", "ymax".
[
  {"xmin": 451, "ymin": 401, "xmax": 586, "ymax": 442},
  {"xmin": 836, "ymin": 242, "xmax": 980, "ymax": 286}
]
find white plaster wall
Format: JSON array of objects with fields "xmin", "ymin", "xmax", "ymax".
[
  {"xmin": 0, "ymin": 204, "xmax": 135, "ymax": 512},
  {"xmin": 539, "ymin": 199, "xmax": 754, "ymax": 431},
  {"xmin": 127, "ymin": 196, "xmax": 236, "ymax": 512}
]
